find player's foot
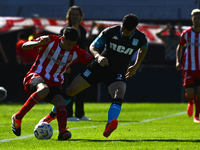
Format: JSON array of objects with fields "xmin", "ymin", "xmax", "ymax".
[
  {"xmin": 11, "ymin": 114, "xmax": 22, "ymax": 136},
  {"xmin": 58, "ymin": 128, "xmax": 71, "ymax": 140},
  {"xmin": 67, "ymin": 117, "xmax": 80, "ymax": 121},
  {"xmin": 103, "ymin": 119, "xmax": 118, "ymax": 137},
  {"xmin": 39, "ymin": 114, "xmax": 57, "ymax": 123},
  {"xmin": 187, "ymin": 101, "xmax": 194, "ymax": 117},
  {"xmin": 79, "ymin": 116, "xmax": 92, "ymax": 121},
  {"xmin": 194, "ymin": 116, "xmax": 200, "ymax": 123}
]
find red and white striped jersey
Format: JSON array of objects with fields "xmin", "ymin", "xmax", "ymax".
[
  {"xmin": 28, "ymin": 34, "xmax": 93, "ymax": 84},
  {"xmin": 179, "ymin": 27, "xmax": 200, "ymax": 71}
]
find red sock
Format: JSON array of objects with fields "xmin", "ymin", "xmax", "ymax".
[
  {"xmin": 195, "ymin": 96, "xmax": 200, "ymax": 117},
  {"xmin": 56, "ymin": 105, "xmax": 67, "ymax": 133},
  {"xmin": 185, "ymin": 93, "xmax": 194, "ymax": 104},
  {"xmin": 15, "ymin": 92, "xmax": 42, "ymax": 120}
]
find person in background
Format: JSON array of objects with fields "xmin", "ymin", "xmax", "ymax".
[
  {"xmin": 0, "ymin": 42, "xmax": 8, "ymax": 64},
  {"xmin": 60, "ymin": 5, "xmax": 91, "ymax": 121},
  {"xmin": 156, "ymin": 23, "xmax": 182, "ymax": 64},
  {"xmin": 16, "ymin": 32, "xmax": 38, "ymax": 65},
  {"xmin": 176, "ymin": 8, "xmax": 200, "ymax": 123}
]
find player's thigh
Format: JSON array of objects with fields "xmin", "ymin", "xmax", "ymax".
[
  {"xmin": 108, "ymin": 81, "xmax": 126, "ymax": 99},
  {"xmin": 43, "ymin": 86, "xmax": 62, "ymax": 104},
  {"xmin": 66, "ymin": 74, "xmax": 91, "ymax": 97}
]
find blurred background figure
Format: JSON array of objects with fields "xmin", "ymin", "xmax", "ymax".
[
  {"xmin": 28, "ymin": 26, "xmax": 43, "ymax": 41},
  {"xmin": 60, "ymin": 5, "xmax": 91, "ymax": 121},
  {"xmin": 0, "ymin": 42, "xmax": 9, "ymax": 65},
  {"xmin": 16, "ymin": 31, "xmax": 38, "ymax": 65},
  {"xmin": 156, "ymin": 23, "xmax": 182, "ymax": 65},
  {"xmin": 87, "ymin": 22, "xmax": 106, "ymax": 102}
]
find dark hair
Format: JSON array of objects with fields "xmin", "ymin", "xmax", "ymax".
[
  {"xmin": 18, "ymin": 32, "xmax": 27, "ymax": 39},
  {"xmin": 66, "ymin": 5, "xmax": 84, "ymax": 25},
  {"xmin": 63, "ymin": 26, "xmax": 79, "ymax": 41},
  {"xmin": 122, "ymin": 14, "xmax": 138, "ymax": 31}
]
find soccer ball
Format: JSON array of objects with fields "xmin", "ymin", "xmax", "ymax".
[
  {"xmin": 34, "ymin": 122, "xmax": 53, "ymax": 139},
  {"xmin": 0, "ymin": 87, "xmax": 7, "ymax": 101}
]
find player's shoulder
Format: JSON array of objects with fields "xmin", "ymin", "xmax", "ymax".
[
  {"xmin": 182, "ymin": 26, "xmax": 192, "ymax": 34},
  {"xmin": 106, "ymin": 25, "xmax": 120, "ymax": 32},
  {"xmin": 135, "ymin": 29, "xmax": 147, "ymax": 40}
]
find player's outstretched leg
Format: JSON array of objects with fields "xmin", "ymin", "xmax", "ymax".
[
  {"xmin": 11, "ymin": 114, "xmax": 22, "ymax": 136},
  {"xmin": 103, "ymin": 119, "xmax": 118, "ymax": 137},
  {"xmin": 39, "ymin": 111, "xmax": 57, "ymax": 123},
  {"xmin": 39, "ymin": 98, "xmax": 71, "ymax": 123}
]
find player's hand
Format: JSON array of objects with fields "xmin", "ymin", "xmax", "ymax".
[
  {"xmin": 96, "ymin": 55, "xmax": 109, "ymax": 67},
  {"xmin": 125, "ymin": 65, "xmax": 138, "ymax": 79},
  {"xmin": 38, "ymin": 36, "xmax": 50, "ymax": 45},
  {"xmin": 176, "ymin": 61, "xmax": 182, "ymax": 71}
]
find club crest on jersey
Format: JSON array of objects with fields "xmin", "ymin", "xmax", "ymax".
[
  {"xmin": 132, "ymin": 38, "xmax": 139, "ymax": 46},
  {"xmin": 67, "ymin": 54, "xmax": 72, "ymax": 62}
]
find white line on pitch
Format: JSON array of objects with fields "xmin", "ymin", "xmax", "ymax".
[{"xmin": 0, "ymin": 112, "xmax": 186, "ymax": 143}]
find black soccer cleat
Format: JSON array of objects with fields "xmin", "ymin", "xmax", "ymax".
[{"xmin": 58, "ymin": 128, "xmax": 71, "ymax": 140}]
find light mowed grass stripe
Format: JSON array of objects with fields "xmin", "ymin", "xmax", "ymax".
[{"xmin": 0, "ymin": 112, "xmax": 185, "ymax": 143}]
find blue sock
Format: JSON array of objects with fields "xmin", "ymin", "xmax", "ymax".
[
  {"xmin": 107, "ymin": 104, "xmax": 121, "ymax": 123},
  {"xmin": 52, "ymin": 99, "xmax": 71, "ymax": 113}
]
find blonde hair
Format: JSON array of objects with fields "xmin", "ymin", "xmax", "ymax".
[{"xmin": 191, "ymin": 8, "xmax": 200, "ymax": 16}]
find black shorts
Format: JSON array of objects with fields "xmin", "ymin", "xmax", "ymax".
[
  {"xmin": 28, "ymin": 77, "xmax": 62, "ymax": 103},
  {"xmin": 80, "ymin": 61, "xmax": 126, "ymax": 87}
]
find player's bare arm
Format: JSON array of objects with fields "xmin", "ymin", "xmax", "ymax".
[
  {"xmin": 125, "ymin": 48, "xmax": 148, "ymax": 79},
  {"xmin": 89, "ymin": 44, "xmax": 109, "ymax": 67},
  {"xmin": 22, "ymin": 36, "xmax": 50, "ymax": 50},
  {"xmin": 176, "ymin": 44, "xmax": 184, "ymax": 71}
]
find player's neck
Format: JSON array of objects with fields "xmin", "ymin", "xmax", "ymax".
[{"xmin": 193, "ymin": 26, "xmax": 200, "ymax": 32}]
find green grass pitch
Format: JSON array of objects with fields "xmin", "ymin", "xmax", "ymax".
[{"xmin": 0, "ymin": 103, "xmax": 200, "ymax": 150}]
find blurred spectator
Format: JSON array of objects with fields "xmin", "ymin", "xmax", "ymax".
[
  {"xmin": 28, "ymin": 26, "xmax": 43, "ymax": 41},
  {"xmin": 87, "ymin": 22, "xmax": 105, "ymax": 53},
  {"xmin": 0, "ymin": 42, "xmax": 8, "ymax": 64},
  {"xmin": 16, "ymin": 31, "xmax": 38, "ymax": 65},
  {"xmin": 60, "ymin": 5, "xmax": 91, "ymax": 121},
  {"xmin": 156, "ymin": 23, "xmax": 182, "ymax": 64},
  {"xmin": 87, "ymin": 22, "xmax": 106, "ymax": 102}
]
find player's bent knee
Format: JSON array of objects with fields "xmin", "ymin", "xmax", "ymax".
[{"xmin": 52, "ymin": 95, "xmax": 65, "ymax": 107}]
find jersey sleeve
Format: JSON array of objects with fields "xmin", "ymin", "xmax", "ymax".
[
  {"xmin": 179, "ymin": 31, "xmax": 187, "ymax": 45},
  {"xmin": 141, "ymin": 35, "xmax": 148, "ymax": 49},
  {"xmin": 76, "ymin": 48, "xmax": 93, "ymax": 65},
  {"xmin": 91, "ymin": 28, "xmax": 108, "ymax": 48}
]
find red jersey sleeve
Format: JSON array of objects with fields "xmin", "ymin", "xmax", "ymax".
[
  {"xmin": 179, "ymin": 27, "xmax": 192, "ymax": 46},
  {"xmin": 73, "ymin": 45, "xmax": 93, "ymax": 65}
]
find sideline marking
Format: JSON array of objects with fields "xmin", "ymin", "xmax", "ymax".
[{"xmin": 0, "ymin": 112, "xmax": 186, "ymax": 143}]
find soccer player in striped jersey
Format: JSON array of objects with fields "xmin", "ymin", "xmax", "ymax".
[
  {"xmin": 176, "ymin": 8, "xmax": 200, "ymax": 123},
  {"xmin": 11, "ymin": 27, "xmax": 93, "ymax": 140}
]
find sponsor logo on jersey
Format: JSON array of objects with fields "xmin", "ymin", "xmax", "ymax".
[
  {"xmin": 58, "ymin": 54, "xmax": 64, "ymax": 58},
  {"xmin": 132, "ymin": 38, "xmax": 139, "ymax": 46},
  {"xmin": 112, "ymin": 36, "xmax": 119, "ymax": 40},
  {"xmin": 110, "ymin": 42, "xmax": 134, "ymax": 55},
  {"xmin": 47, "ymin": 55, "xmax": 67, "ymax": 66}
]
